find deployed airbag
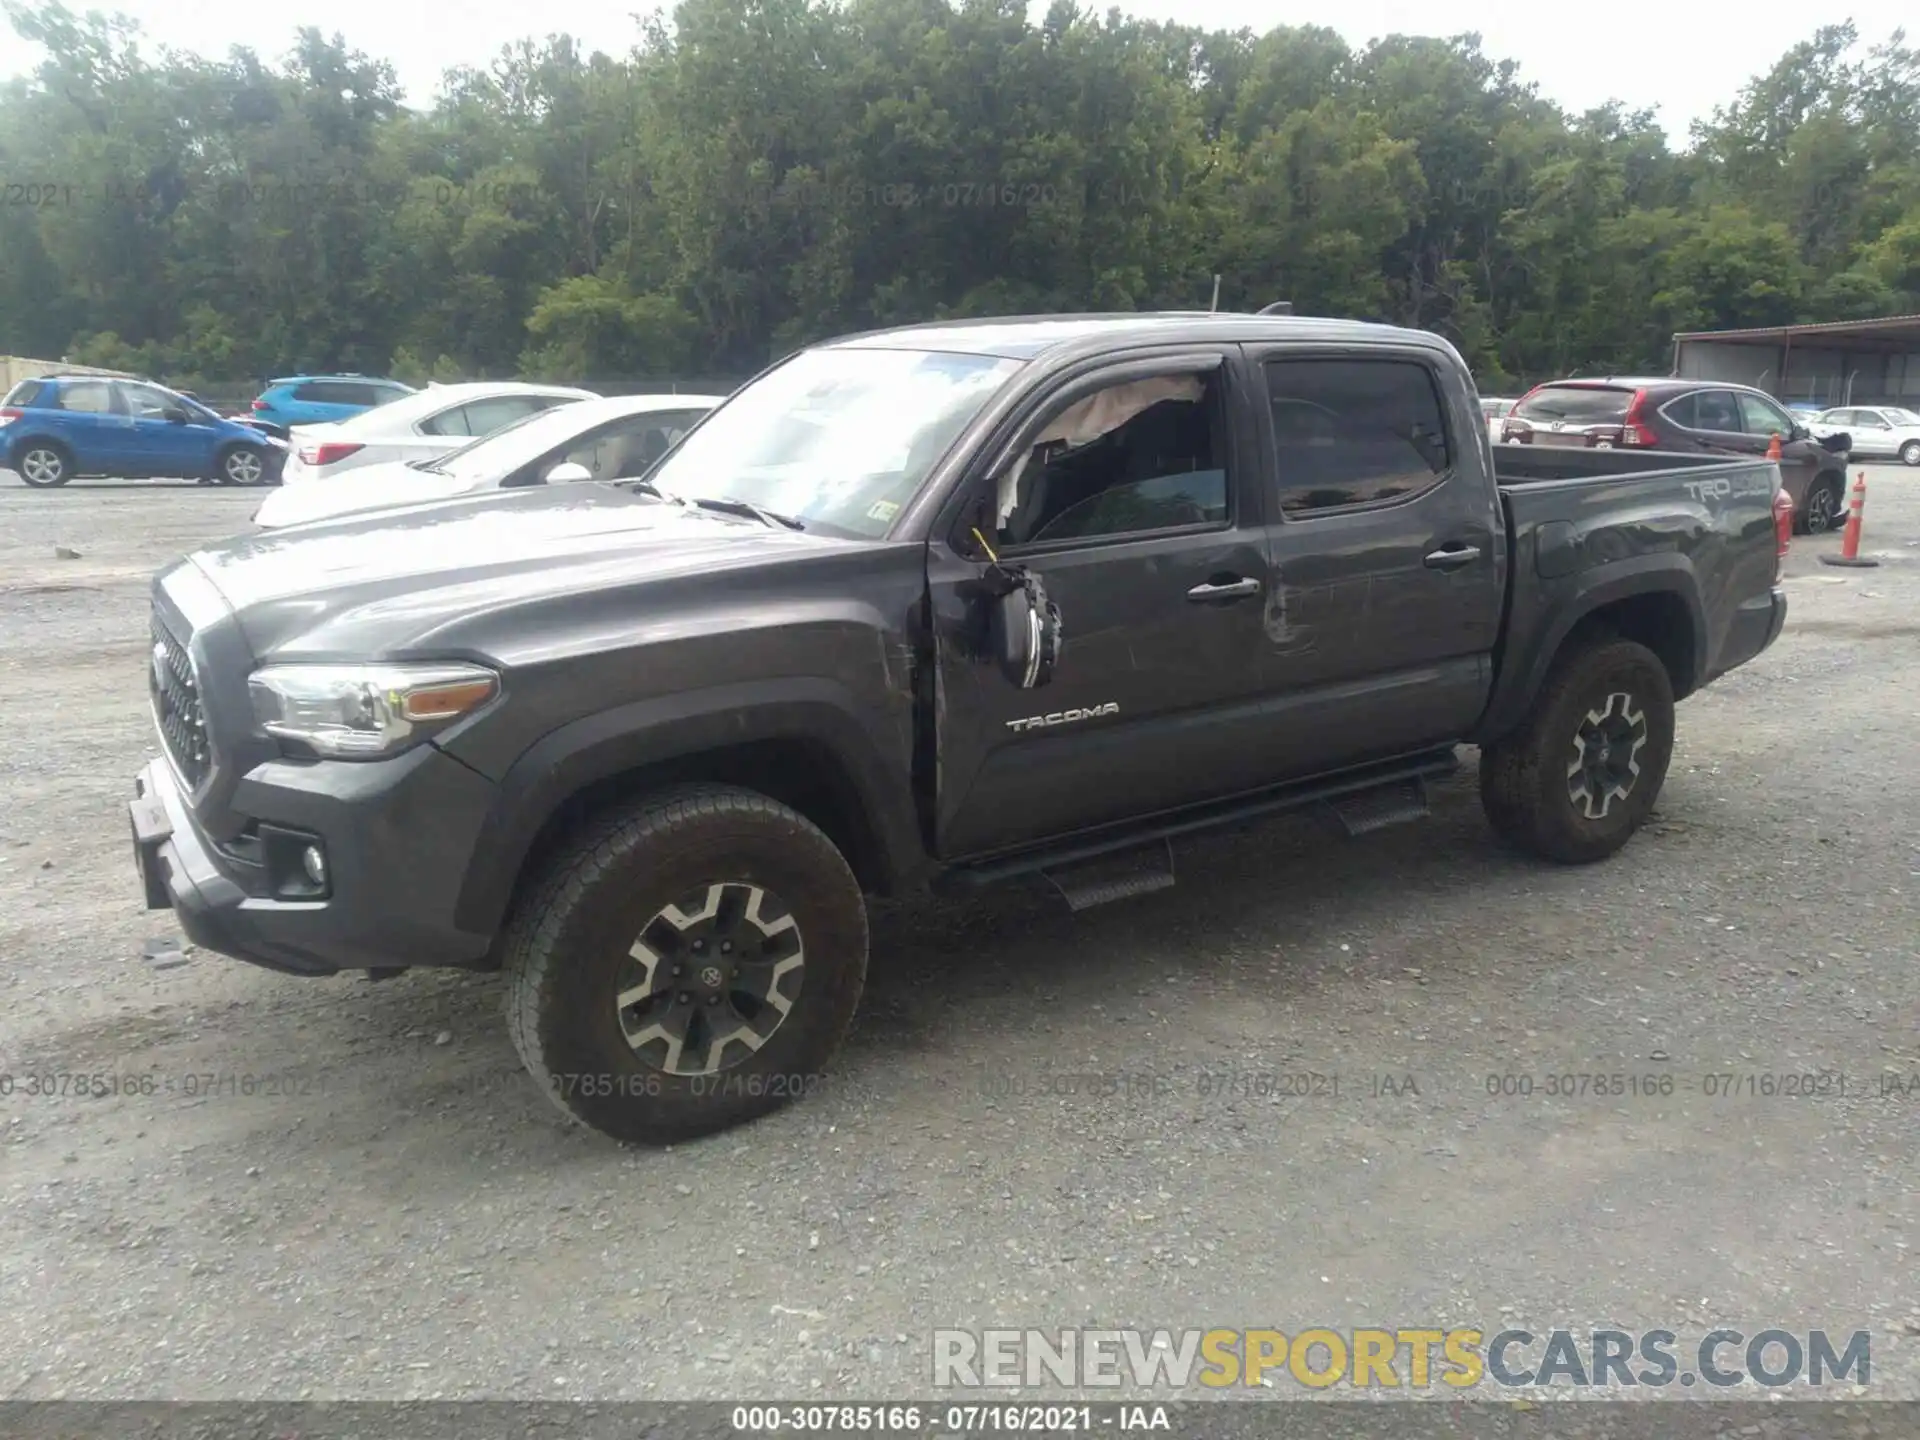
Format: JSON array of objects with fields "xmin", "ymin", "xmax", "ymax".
[{"xmin": 998, "ymin": 375, "xmax": 1205, "ymax": 525}]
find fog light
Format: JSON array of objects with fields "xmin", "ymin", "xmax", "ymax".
[{"xmin": 301, "ymin": 845, "xmax": 327, "ymax": 886}]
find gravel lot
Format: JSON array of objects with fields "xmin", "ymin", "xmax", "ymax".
[{"xmin": 2, "ymin": 467, "xmax": 1918, "ymax": 1405}]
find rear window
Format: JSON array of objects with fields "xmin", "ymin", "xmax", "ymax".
[
  {"xmin": 55, "ymin": 380, "xmax": 120, "ymax": 413},
  {"xmin": 1513, "ymin": 386, "xmax": 1632, "ymax": 424},
  {"xmin": 293, "ymin": 381, "xmax": 362, "ymax": 404},
  {"xmin": 4, "ymin": 379, "xmax": 46, "ymax": 407}
]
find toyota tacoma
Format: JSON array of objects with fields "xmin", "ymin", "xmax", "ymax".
[{"xmin": 130, "ymin": 313, "xmax": 1793, "ymax": 1143}]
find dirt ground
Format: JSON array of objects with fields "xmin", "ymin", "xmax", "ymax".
[{"xmin": 2, "ymin": 467, "xmax": 1917, "ymax": 1404}]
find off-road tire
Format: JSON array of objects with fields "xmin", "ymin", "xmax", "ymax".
[
  {"xmin": 502, "ymin": 784, "xmax": 868, "ymax": 1144},
  {"xmin": 15, "ymin": 442, "xmax": 74, "ymax": 487},
  {"xmin": 1479, "ymin": 637, "xmax": 1675, "ymax": 865}
]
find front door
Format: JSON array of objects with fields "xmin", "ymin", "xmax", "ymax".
[
  {"xmin": 927, "ymin": 351, "xmax": 1281, "ymax": 860},
  {"xmin": 1246, "ymin": 348, "xmax": 1504, "ymax": 776},
  {"xmin": 1733, "ymin": 391, "xmax": 1823, "ymax": 504},
  {"xmin": 119, "ymin": 383, "xmax": 210, "ymax": 478}
]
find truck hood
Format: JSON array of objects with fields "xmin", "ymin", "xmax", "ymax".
[
  {"xmin": 252, "ymin": 459, "xmax": 473, "ymax": 528},
  {"xmin": 183, "ymin": 482, "xmax": 837, "ymax": 659}
]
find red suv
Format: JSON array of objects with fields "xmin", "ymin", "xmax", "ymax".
[{"xmin": 1502, "ymin": 378, "xmax": 1851, "ymax": 533}]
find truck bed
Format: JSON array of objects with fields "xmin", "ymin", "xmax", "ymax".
[
  {"xmin": 1493, "ymin": 444, "xmax": 1763, "ymax": 487},
  {"xmin": 1472, "ymin": 443, "xmax": 1784, "ymax": 745}
]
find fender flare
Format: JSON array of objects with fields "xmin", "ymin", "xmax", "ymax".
[
  {"xmin": 1474, "ymin": 559, "xmax": 1708, "ymax": 745},
  {"xmin": 451, "ymin": 677, "xmax": 925, "ymax": 934}
]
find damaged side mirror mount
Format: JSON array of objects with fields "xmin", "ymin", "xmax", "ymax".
[{"xmin": 978, "ymin": 561, "xmax": 1062, "ymax": 690}]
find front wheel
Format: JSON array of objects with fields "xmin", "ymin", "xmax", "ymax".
[
  {"xmin": 217, "ymin": 444, "xmax": 268, "ymax": 486},
  {"xmin": 502, "ymin": 784, "xmax": 869, "ymax": 1144},
  {"xmin": 1479, "ymin": 636, "xmax": 1676, "ymax": 864},
  {"xmin": 1901, "ymin": 440, "xmax": 1920, "ymax": 467},
  {"xmin": 1802, "ymin": 477, "xmax": 1842, "ymax": 534}
]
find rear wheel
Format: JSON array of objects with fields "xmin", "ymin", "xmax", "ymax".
[
  {"xmin": 16, "ymin": 443, "xmax": 72, "ymax": 487},
  {"xmin": 503, "ymin": 784, "xmax": 869, "ymax": 1144},
  {"xmin": 1801, "ymin": 476, "xmax": 1842, "ymax": 534},
  {"xmin": 1901, "ymin": 440, "xmax": 1920, "ymax": 467},
  {"xmin": 1479, "ymin": 636, "xmax": 1675, "ymax": 864}
]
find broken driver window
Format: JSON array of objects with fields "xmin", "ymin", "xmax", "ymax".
[{"xmin": 995, "ymin": 373, "xmax": 1229, "ymax": 548}]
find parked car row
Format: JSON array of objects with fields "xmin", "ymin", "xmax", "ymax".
[
  {"xmin": 276, "ymin": 382, "xmax": 598, "ymax": 485},
  {"xmin": 254, "ymin": 391, "xmax": 723, "ymax": 527},
  {"xmin": 1495, "ymin": 376, "xmax": 1854, "ymax": 533},
  {"xmin": 3, "ymin": 369, "xmax": 728, "ymax": 512}
]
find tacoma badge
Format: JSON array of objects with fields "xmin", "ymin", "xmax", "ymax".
[{"xmin": 1006, "ymin": 702, "xmax": 1119, "ymax": 733}]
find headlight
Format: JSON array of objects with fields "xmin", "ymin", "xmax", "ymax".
[{"xmin": 248, "ymin": 662, "xmax": 499, "ymax": 758}]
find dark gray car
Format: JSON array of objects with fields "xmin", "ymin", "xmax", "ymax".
[{"xmin": 1502, "ymin": 377, "xmax": 1852, "ymax": 533}]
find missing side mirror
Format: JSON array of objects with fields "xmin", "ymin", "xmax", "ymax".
[{"xmin": 981, "ymin": 563, "xmax": 1062, "ymax": 689}]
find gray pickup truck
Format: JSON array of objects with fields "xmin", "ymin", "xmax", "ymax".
[{"xmin": 130, "ymin": 313, "xmax": 1793, "ymax": 1143}]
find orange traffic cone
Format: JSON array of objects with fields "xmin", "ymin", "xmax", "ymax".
[
  {"xmin": 1820, "ymin": 472, "xmax": 1879, "ymax": 568},
  {"xmin": 1766, "ymin": 432, "xmax": 1783, "ymax": 462}
]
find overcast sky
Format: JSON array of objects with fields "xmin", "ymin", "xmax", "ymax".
[{"xmin": 1, "ymin": 0, "xmax": 1908, "ymax": 141}]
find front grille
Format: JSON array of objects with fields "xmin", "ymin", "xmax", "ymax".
[{"xmin": 150, "ymin": 611, "xmax": 211, "ymax": 789}]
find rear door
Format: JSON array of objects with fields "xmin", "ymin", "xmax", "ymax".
[
  {"xmin": 1665, "ymin": 387, "xmax": 1748, "ymax": 453},
  {"xmin": 1249, "ymin": 347, "xmax": 1503, "ymax": 776},
  {"xmin": 928, "ymin": 348, "xmax": 1282, "ymax": 859},
  {"xmin": 52, "ymin": 378, "xmax": 132, "ymax": 473}
]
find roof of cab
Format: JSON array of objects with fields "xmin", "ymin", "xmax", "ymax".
[{"xmin": 818, "ymin": 312, "xmax": 1438, "ymax": 361}]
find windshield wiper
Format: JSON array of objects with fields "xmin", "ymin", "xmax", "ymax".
[
  {"xmin": 627, "ymin": 479, "xmax": 804, "ymax": 531},
  {"xmin": 688, "ymin": 495, "xmax": 806, "ymax": 531}
]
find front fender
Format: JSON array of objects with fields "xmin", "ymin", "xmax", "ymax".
[{"xmin": 450, "ymin": 676, "xmax": 925, "ymax": 935}]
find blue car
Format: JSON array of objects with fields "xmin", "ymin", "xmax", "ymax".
[
  {"xmin": 1, "ymin": 374, "xmax": 286, "ymax": 487},
  {"xmin": 247, "ymin": 374, "xmax": 415, "ymax": 436}
]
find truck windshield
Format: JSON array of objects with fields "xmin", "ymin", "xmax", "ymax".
[{"xmin": 642, "ymin": 347, "xmax": 1024, "ymax": 538}]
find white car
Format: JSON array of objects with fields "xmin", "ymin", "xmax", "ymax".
[
  {"xmin": 278, "ymin": 381, "xmax": 599, "ymax": 485},
  {"xmin": 1807, "ymin": 405, "xmax": 1920, "ymax": 466},
  {"xmin": 1480, "ymin": 396, "xmax": 1518, "ymax": 445},
  {"xmin": 254, "ymin": 393, "xmax": 724, "ymax": 529}
]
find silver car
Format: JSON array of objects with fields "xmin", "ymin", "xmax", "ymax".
[{"xmin": 1808, "ymin": 405, "xmax": 1920, "ymax": 466}]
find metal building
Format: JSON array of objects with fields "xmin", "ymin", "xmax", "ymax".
[{"xmin": 1671, "ymin": 315, "xmax": 1920, "ymax": 410}]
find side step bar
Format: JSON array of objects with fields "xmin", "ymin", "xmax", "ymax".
[
  {"xmin": 943, "ymin": 746, "xmax": 1459, "ymax": 905},
  {"xmin": 1320, "ymin": 778, "xmax": 1431, "ymax": 837},
  {"xmin": 1042, "ymin": 840, "xmax": 1176, "ymax": 913}
]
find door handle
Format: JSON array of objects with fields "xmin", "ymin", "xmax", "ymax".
[
  {"xmin": 1424, "ymin": 545, "xmax": 1482, "ymax": 571},
  {"xmin": 1186, "ymin": 576, "xmax": 1262, "ymax": 602}
]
